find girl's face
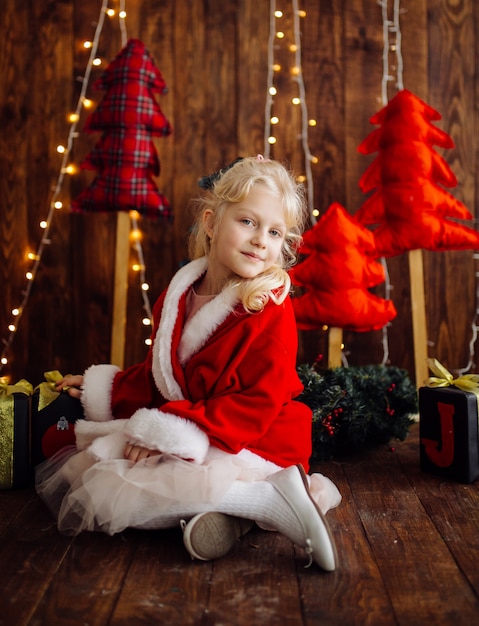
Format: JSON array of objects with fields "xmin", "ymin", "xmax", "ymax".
[{"xmin": 203, "ymin": 184, "xmax": 287, "ymax": 292}]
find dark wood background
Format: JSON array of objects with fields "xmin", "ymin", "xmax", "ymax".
[{"xmin": 0, "ymin": 0, "xmax": 477, "ymax": 386}]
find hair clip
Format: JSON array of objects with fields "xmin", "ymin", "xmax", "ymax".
[{"xmin": 198, "ymin": 157, "xmax": 244, "ymax": 189}]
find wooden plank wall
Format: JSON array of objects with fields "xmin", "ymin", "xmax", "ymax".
[{"xmin": 0, "ymin": 0, "xmax": 477, "ymax": 386}]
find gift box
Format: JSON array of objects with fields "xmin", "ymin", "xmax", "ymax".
[
  {"xmin": 31, "ymin": 371, "xmax": 85, "ymax": 467},
  {"xmin": 0, "ymin": 379, "xmax": 33, "ymax": 489},
  {"xmin": 419, "ymin": 359, "xmax": 479, "ymax": 484}
]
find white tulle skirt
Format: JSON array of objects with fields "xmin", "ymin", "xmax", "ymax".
[{"xmin": 35, "ymin": 445, "xmax": 341, "ymax": 536}]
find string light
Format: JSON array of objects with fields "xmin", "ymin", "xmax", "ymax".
[
  {"xmin": 0, "ymin": 0, "xmax": 153, "ymax": 373},
  {"xmin": 130, "ymin": 211, "xmax": 154, "ymax": 338},
  {"xmin": 376, "ymin": 0, "xmax": 405, "ymax": 366},
  {"xmin": 264, "ymin": 1, "xmax": 317, "ymax": 222}
]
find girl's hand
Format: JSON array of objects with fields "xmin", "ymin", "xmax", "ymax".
[
  {"xmin": 124, "ymin": 443, "xmax": 161, "ymax": 463},
  {"xmin": 55, "ymin": 374, "xmax": 84, "ymax": 399}
]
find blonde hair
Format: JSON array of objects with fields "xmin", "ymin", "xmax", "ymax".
[{"xmin": 189, "ymin": 156, "xmax": 307, "ymax": 312}]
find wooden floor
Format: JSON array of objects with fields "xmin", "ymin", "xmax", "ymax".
[{"xmin": 1, "ymin": 423, "xmax": 479, "ymax": 626}]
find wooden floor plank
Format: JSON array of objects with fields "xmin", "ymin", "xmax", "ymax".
[
  {"xmin": 28, "ymin": 530, "xmax": 137, "ymax": 626},
  {"xmin": 205, "ymin": 529, "xmax": 303, "ymax": 626},
  {"xmin": 1, "ymin": 425, "xmax": 479, "ymax": 625},
  {"xmin": 0, "ymin": 488, "xmax": 35, "ymax": 533},
  {"xmin": 0, "ymin": 494, "xmax": 72, "ymax": 626},
  {"xmin": 342, "ymin": 426, "xmax": 479, "ymax": 625},
  {"xmin": 397, "ymin": 429, "xmax": 479, "ymax": 593},
  {"xmin": 299, "ymin": 462, "xmax": 398, "ymax": 626},
  {"xmin": 109, "ymin": 527, "xmax": 213, "ymax": 625}
]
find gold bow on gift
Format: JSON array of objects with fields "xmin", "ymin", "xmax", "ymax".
[
  {"xmin": 0, "ymin": 379, "xmax": 33, "ymax": 397},
  {"xmin": 34, "ymin": 370, "xmax": 67, "ymax": 411},
  {"xmin": 425, "ymin": 358, "xmax": 479, "ymax": 392}
]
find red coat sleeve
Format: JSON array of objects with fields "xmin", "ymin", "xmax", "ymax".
[{"xmin": 110, "ymin": 292, "xmax": 167, "ymax": 419}]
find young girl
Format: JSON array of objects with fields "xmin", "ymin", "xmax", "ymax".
[{"xmin": 36, "ymin": 156, "xmax": 341, "ymax": 571}]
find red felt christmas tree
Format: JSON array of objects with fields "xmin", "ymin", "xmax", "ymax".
[
  {"xmin": 72, "ymin": 39, "xmax": 172, "ymax": 219},
  {"xmin": 355, "ymin": 89, "xmax": 479, "ymax": 256},
  {"xmin": 290, "ymin": 203, "xmax": 397, "ymax": 332}
]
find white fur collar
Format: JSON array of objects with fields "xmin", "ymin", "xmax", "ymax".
[{"xmin": 151, "ymin": 257, "xmax": 240, "ymax": 401}]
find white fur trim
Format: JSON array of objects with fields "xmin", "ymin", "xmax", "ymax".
[
  {"xmin": 236, "ymin": 448, "xmax": 283, "ymax": 475},
  {"xmin": 81, "ymin": 364, "xmax": 120, "ymax": 422},
  {"xmin": 124, "ymin": 408, "xmax": 209, "ymax": 464},
  {"xmin": 151, "ymin": 257, "xmax": 240, "ymax": 398},
  {"xmin": 151, "ymin": 258, "xmax": 207, "ymax": 401},
  {"xmin": 75, "ymin": 418, "xmax": 129, "ymax": 451},
  {"xmin": 87, "ymin": 432, "xmax": 127, "ymax": 461}
]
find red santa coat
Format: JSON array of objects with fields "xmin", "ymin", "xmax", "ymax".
[{"xmin": 80, "ymin": 257, "xmax": 313, "ymax": 470}]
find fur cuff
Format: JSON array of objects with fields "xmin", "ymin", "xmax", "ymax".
[
  {"xmin": 87, "ymin": 432, "xmax": 127, "ymax": 461},
  {"xmin": 81, "ymin": 364, "xmax": 120, "ymax": 422},
  {"xmin": 124, "ymin": 408, "xmax": 209, "ymax": 464},
  {"xmin": 75, "ymin": 418, "xmax": 129, "ymax": 451}
]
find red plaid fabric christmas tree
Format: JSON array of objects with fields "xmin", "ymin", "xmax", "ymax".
[{"xmin": 72, "ymin": 39, "xmax": 172, "ymax": 219}]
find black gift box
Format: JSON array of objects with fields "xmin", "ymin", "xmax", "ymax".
[
  {"xmin": 0, "ymin": 392, "xmax": 31, "ymax": 489},
  {"xmin": 419, "ymin": 386, "xmax": 479, "ymax": 484},
  {"xmin": 31, "ymin": 391, "xmax": 85, "ymax": 467}
]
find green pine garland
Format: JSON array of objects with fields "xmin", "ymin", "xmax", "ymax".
[{"xmin": 297, "ymin": 364, "xmax": 418, "ymax": 461}]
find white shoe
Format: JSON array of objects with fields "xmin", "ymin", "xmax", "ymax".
[
  {"xmin": 266, "ymin": 464, "xmax": 338, "ymax": 571},
  {"xmin": 181, "ymin": 512, "xmax": 254, "ymax": 561}
]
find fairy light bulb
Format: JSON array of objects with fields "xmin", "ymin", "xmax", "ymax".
[
  {"xmin": 145, "ymin": 338, "xmax": 152, "ymax": 346},
  {"xmin": 142, "ymin": 317, "xmax": 151, "ymax": 326},
  {"xmin": 289, "ymin": 44, "xmax": 297, "ymax": 52},
  {"xmin": 268, "ymin": 136, "xmax": 276, "ymax": 145},
  {"xmin": 276, "ymin": 31, "xmax": 285, "ymax": 39},
  {"xmin": 274, "ymin": 10, "xmax": 283, "ymax": 17},
  {"xmin": 310, "ymin": 155, "xmax": 319, "ymax": 164},
  {"xmin": 312, "ymin": 209, "xmax": 320, "ymax": 218},
  {"xmin": 269, "ymin": 86, "xmax": 277, "ymax": 96},
  {"xmin": 132, "ymin": 263, "xmax": 141, "ymax": 272},
  {"xmin": 298, "ymin": 10, "xmax": 306, "ymax": 17},
  {"xmin": 308, "ymin": 119, "xmax": 317, "ymax": 127},
  {"xmin": 271, "ymin": 116, "xmax": 279, "ymax": 125},
  {"xmin": 0, "ymin": 0, "xmax": 144, "ymax": 377},
  {"xmin": 292, "ymin": 97, "xmax": 301, "ymax": 105},
  {"xmin": 291, "ymin": 66, "xmax": 300, "ymax": 76}
]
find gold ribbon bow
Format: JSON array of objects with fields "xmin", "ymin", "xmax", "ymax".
[
  {"xmin": 0, "ymin": 379, "xmax": 33, "ymax": 397},
  {"xmin": 34, "ymin": 370, "xmax": 66, "ymax": 411},
  {"xmin": 425, "ymin": 358, "xmax": 479, "ymax": 393}
]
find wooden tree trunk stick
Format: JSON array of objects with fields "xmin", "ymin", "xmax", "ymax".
[
  {"xmin": 408, "ymin": 249, "xmax": 428, "ymax": 387},
  {"xmin": 328, "ymin": 327, "xmax": 343, "ymax": 368},
  {"xmin": 110, "ymin": 211, "xmax": 130, "ymax": 368}
]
